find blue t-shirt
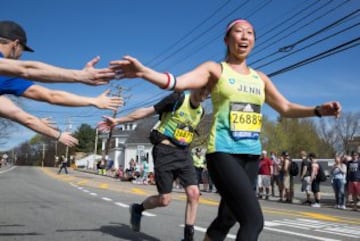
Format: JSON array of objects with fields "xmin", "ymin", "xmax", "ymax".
[{"xmin": 0, "ymin": 53, "xmax": 33, "ymax": 96}]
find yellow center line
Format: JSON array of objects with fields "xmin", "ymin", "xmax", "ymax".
[
  {"xmin": 77, "ymin": 180, "xmax": 88, "ymax": 185},
  {"xmin": 99, "ymin": 183, "xmax": 109, "ymax": 189},
  {"xmin": 131, "ymin": 188, "xmax": 148, "ymax": 195}
]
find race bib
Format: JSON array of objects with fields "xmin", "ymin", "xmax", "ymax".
[
  {"xmin": 229, "ymin": 102, "xmax": 262, "ymax": 140},
  {"xmin": 173, "ymin": 127, "xmax": 194, "ymax": 145}
]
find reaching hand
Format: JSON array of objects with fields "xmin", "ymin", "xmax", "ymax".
[
  {"xmin": 97, "ymin": 115, "xmax": 117, "ymax": 133},
  {"xmin": 94, "ymin": 89, "xmax": 124, "ymax": 111},
  {"xmin": 58, "ymin": 132, "xmax": 79, "ymax": 147},
  {"xmin": 80, "ymin": 56, "xmax": 116, "ymax": 85},
  {"xmin": 110, "ymin": 56, "xmax": 146, "ymax": 80},
  {"xmin": 319, "ymin": 101, "xmax": 341, "ymax": 118},
  {"xmin": 40, "ymin": 117, "xmax": 58, "ymax": 130}
]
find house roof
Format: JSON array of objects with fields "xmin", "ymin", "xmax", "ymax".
[{"xmin": 112, "ymin": 115, "xmax": 159, "ymax": 144}]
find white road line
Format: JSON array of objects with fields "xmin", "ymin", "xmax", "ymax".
[
  {"xmin": 142, "ymin": 211, "xmax": 156, "ymax": 217},
  {"xmin": 264, "ymin": 227, "xmax": 341, "ymax": 241},
  {"xmin": 0, "ymin": 166, "xmax": 16, "ymax": 174},
  {"xmin": 67, "ymin": 182, "xmax": 351, "ymax": 241},
  {"xmin": 264, "ymin": 221, "xmax": 282, "ymax": 227},
  {"xmin": 185, "ymin": 223, "xmax": 343, "ymax": 241},
  {"xmin": 115, "ymin": 202, "xmax": 129, "ymax": 208},
  {"xmin": 267, "ymin": 218, "xmax": 360, "ymax": 239},
  {"xmin": 330, "ymin": 226, "xmax": 360, "ymax": 235},
  {"xmin": 113, "ymin": 202, "xmax": 156, "ymax": 216},
  {"xmin": 315, "ymin": 228, "xmax": 360, "ymax": 238}
]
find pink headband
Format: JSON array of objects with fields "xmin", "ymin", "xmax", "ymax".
[{"xmin": 225, "ymin": 19, "xmax": 252, "ymax": 33}]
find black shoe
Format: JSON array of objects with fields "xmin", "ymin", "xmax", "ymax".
[
  {"xmin": 129, "ymin": 203, "xmax": 142, "ymax": 232},
  {"xmin": 181, "ymin": 236, "xmax": 194, "ymax": 241},
  {"xmin": 182, "ymin": 224, "xmax": 194, "ymax": 241}
]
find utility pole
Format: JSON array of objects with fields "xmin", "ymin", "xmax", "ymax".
[
  {"xmin": 104, "ymin": 86, "xmax": 123, "ymax": 157},
  {"xmin": 65, "ymin": 118, "xmax": 72, "ymax": 164},
  {"xmin": 42, "ymin": 143, "xmax": 47, "ymax": 168},
  {"xmin": 94, "ymin": 128, "xmax": 99, "ymax": 155},
  {"xmin": 54, "ymin": 140, "xmax": 58, "ymax": 167},
  {"xmin": 93, "ymin": 127, "xmax": 99, "ymax": 169}
]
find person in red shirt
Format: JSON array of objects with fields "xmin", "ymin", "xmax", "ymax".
[{"xmin": 257, "ymin": 150, "xmax": 273, "ymax": 200}]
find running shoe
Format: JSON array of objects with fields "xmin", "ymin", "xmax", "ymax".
[
  {"xmin": 181, "ymin": 235, "xmax": 194, "ymax": 241},
  {"xmin": 129, "ymin": 203, "xmax": 142, "ymax": 232},
  {"xmin": 311, "ymin": 203, "xmax": 321, "ymax": 208}
]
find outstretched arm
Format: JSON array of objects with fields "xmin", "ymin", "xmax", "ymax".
[
  {"xmin": 0, "ymin": 56, "xmax": 115, "ymax": 85},
  {"xmin": 0, "ymin": 96, "xmax": 78, "ymax": 147},
  {"xmin": 110, "ymin": 55, "xmax": 219, "ymax": 90},
  {"xmin": 259, "ymin": 71, "xmax": 341, "ymax": 118},
  {"xmin": 23, "ymin": 86, "xmax": 123, "ymax": 111},
  {"xmin": 97, "ymin": 106, "xmax": 155, "ymax": 132}
]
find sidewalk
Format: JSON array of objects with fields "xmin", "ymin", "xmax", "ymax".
[{"xmin": 0, "ymin": 163, "xmax": 14, "ymax": 173}]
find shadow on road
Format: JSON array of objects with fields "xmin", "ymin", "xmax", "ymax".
[{"xmin": 56, "ymin": 222, "xmax": 161, "ymax": 241}]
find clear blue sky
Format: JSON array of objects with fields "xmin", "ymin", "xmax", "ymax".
[{"xmin": 1, "ymin": 0, "xmax": 359, "ymax": 151}]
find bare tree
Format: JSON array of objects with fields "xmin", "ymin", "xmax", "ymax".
[
  {"xmin": 0, "ymin": 118, "xmax": 13, "ymax": 145},
  {"xmin": 319, "ymin": 112, "xmax": 360, "ymax": 154}
]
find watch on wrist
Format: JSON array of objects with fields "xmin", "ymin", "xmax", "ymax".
[{"xmin": 314, "ymin": 105, "xmax": 322, "ymax": 118}]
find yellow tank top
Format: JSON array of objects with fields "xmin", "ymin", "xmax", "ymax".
[
  {"xmin": 207, "ymin": 62, "xmax": 265, "ymax": 154},
  {"xmin": 157, "ymin": 93, "xmax": 204, "ymax": 146}
]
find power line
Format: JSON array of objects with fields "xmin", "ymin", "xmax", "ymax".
[
  {"xmin": 255, "ymin": 21, "xmax": 360, "ymax": 70},
  {"xmin": 150, "ymin": 0, "xmax": 253, "ymax": 68},
  {"xmin": 164, "ymin": 0, "xmax": 274, "ymax": 69},
  {"xmin": 145, "ymin": 0, "xmax": 231, "ymax": 66},
  {"xmin": 251, "ymin": 0, "xmax": 336, "ymax": 58},
  {"xmin": 268, "ymin": 36, "xmax": 360, "ymax": 77},
  {"xmin": 126, "ymin": 0, "xmax": 273, "ymax": 109},
  {"xmin": 252, "ymin": 9, "xmax": 359, "ymax": 68},
  {"xmin": 278, "ymin": 8, "xmax": 359, "ymax": 53}
]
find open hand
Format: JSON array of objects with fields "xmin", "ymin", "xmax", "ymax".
[
  {"xmin": 40, "ymin": 117, "xmax": 58, "ymax": 130},
  {"xmin": 59, "ymin": 132, "xmax": 79, "ymax": 147},
  {"xmin": 109, "ymin": 56, "xmax": 146, "ymax": 80},
  {"xmin": 97, "ymin": 115, "xmax": 117, "ymax": 133},
  {"xmin": 80, "ymin": 56, "xmax": 116, "ymax": 85},
  {"xmin": 95, "ymin": 89, "xmax": 124, "ymax": 111}
]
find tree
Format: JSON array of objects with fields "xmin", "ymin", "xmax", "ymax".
[
  {"xmin": 191, "ymin": 114, "xmax": 212, "ymax": 148},
  {"xmin": 0, "ymin": 118, "xmax": 14, "ymax": 145},
  {"xmin": 262, "ymin": 117, "xmax": 335, "ymax": 158},
  {"xmin": 74, "ymin": 123, "xmax": 97, "ymax": 153},
  {"xmin": 14, "ymin": 141, "xmax": 36, "ymax": 166},
  {"xmin": 319, "ymin": 111, "xmax": 360, "ymax": 154}
]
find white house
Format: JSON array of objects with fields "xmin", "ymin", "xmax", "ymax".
[
  {"xmin": 98, "ymin": 116, "xmax": 159, "ymax": 172},
  {"xmin": 75, "ymin": 154, "xmax": 102, "ymax": 169}
]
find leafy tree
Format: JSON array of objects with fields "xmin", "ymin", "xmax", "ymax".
[
  {"xmin": 262, "ymin": 117, "xmax": 335, "ymax": 158},
  {"xmin": 73, "ymin": 123, "xmax": 97, "ymax": 153}
]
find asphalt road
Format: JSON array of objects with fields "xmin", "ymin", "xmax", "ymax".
[{"xmin": 0, "ymin": 165, "xmax": 359, "ymax": 241}]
